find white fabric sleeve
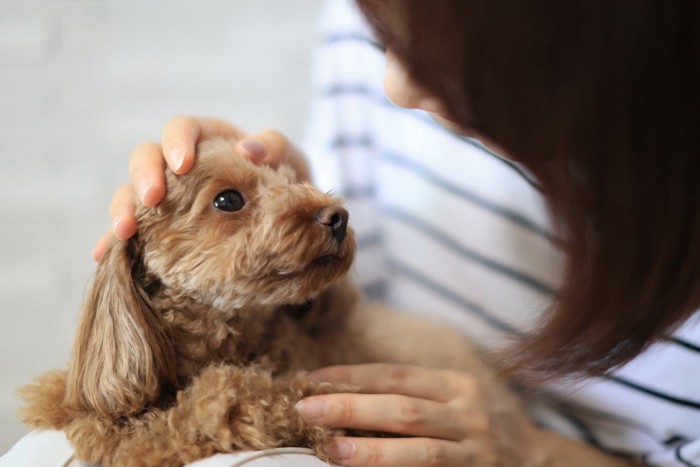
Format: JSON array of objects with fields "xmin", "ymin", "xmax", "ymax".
[
  {"xmin": 186, "ymin": 449, "xmax": 333, "ymax": 467},
  {"xmin": 0, "ymin": 430, "xmax": 81, "ymax": 467},
  {"xmin": 1, "ymin": 430, "xmax": 333, "ymax": 467}
]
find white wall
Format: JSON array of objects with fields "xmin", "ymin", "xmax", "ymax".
[{"xmin": 0, "ymin": 0, "xmax": 324, "ymax": 453}]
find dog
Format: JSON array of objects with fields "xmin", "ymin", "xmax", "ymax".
[{"xmin": 19, "ymin": 138, "xmax": 528, "ymax": 466}]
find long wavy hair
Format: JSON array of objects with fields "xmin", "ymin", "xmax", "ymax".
[{"xmin": 357, "ymin": 0, "xmax": 700, "ymax": 380}]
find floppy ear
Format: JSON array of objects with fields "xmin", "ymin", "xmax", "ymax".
[{"xmin": 65, "ymin": 238, "xmax": 177, "ymax": 419}]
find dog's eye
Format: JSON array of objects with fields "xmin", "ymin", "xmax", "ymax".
[{"xmin": 213, "ymin": 190, "xmax": 245, "ymax": 212}]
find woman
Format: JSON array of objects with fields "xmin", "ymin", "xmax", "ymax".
[{"xmin": 97, "ymin": 1, "xmax": 700, "ymax": 465}]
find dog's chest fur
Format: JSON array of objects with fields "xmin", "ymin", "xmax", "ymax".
[{"xmin": 151, "ymin": 280, "xmax": 357, "ymax": 386}]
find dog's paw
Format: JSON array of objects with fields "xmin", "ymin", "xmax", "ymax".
[{"xmin": 169, "ymin": 365, "xmax": 339, "ymax": 453}]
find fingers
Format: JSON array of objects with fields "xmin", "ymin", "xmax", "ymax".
[
  {"xmin": 92, "ymin": 230, "xmax": 115, "ymax": 262},
  {"xmin": 162, "ymin": 116, "xmax": 246, "ymax": 174},
  {"xmin": 310, "ymin": 364, "xmax": 475, "ymax": 402},
  {"xmin": 296, "ymin": 393, "xmax": 469, "ymax": 440},
  {"xmin": 109, "ymin": 184, "xmax": 138, "ymax": 239},
  {"xmin": 93, "ymin": 184, "xmax": 137, "ymax": 262},
  {"xmin": 162, "ymin": 118, "xmax": 310, "ymax": 179},
  {"xmin": 161, "ymin": 116, "xmax": 198, "ymax": 173},
  {"xmin": 235, "ymin": 129, "xmax": 289, "ymax": 163},
  {"xmin": 235, "ymin": 129, "xmax": 311, "ymax": 181},
  {"xmin": 128, "ymin": 142, "xmax": 166, "ymax": 207},
  {"xmin": 323, "ymin": 437, "xmax": 466, "ymax": 467},
  {"xmin": 299, "ymin": 365, "xmax": 499, "ymax": 466},
  {"xmin": 95, "ymin": 138, "xmax": 166, "ymax": 262}
]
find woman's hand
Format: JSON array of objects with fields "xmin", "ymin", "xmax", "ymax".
[
  {"xmin": 297, "ymin": 364, "xmax": 638, "ymax": 467},
  {"xmin": 92, "ymin": 116, "xmax": 310, "ymax": 261},
  {"xmin": 296, "ymin": 364, "xmax": 538, "ymax": 467}
]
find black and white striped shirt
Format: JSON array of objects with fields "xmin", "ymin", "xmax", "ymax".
[{"xmin": 304, "ymin": 2, "xmax": 700, "ymax": 465}]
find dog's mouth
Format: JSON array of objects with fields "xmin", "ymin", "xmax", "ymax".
[
  {"xmin": 311, "ymin": 254, "xmax": 339, "ymax": 267},
  {"xmin": 267, "ymin": 227, "xmax": 355, "ymax": 282},
  {"xmin": 269, "ymin": 251, "xmax": 346, "ymax": 280}
]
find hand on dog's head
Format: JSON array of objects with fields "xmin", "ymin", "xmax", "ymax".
[{"xmin": 67, "ymin": 138, "xmax": 355, "ymax": 419}]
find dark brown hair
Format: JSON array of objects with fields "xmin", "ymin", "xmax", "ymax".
[{"xmin": 357, "ymin": 0, "xmax": 700, "ymax": 379}]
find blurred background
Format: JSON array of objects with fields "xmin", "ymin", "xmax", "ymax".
[{"xmin": 0, "ymin": 0, "xmax": 324, "ymax": 452}]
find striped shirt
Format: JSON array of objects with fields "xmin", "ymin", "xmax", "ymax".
[{"xmin": 304, "ymin": 1, "xmax": 700, "ymax": 465}]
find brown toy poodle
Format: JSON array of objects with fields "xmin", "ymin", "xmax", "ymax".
[{"xmin": 19, "ymin": 138, "xmax": 526, "ymax": 466}]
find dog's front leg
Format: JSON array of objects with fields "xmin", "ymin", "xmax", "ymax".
[{"xmin": 105, "ymin": 364, "xmax": 341, "ymax": 466}]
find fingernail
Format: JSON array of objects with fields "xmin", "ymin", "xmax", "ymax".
[
  {"xmin": 294, "ymin": 398, "xmax": 330, "ymax": 420},
  {"xmin": 323, "ymin": 440, "xmax": 355, "ymax": 460},
  {"xmin": 239, "ymin": 140, "xmax": 266, "ymax": 160},
  {"xmin": 167, "ymin": 146, "xmax": 186, "ymax": 171},
  {"xmin": 112, "ymin": 216, "xmax": 123, "ymax": 233},
  {"xmin": 138, "ymin": 177, "xmax": 152, "ymax": 202}
]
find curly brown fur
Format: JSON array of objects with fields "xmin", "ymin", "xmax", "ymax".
[{"xmin": 20, "ymin": 138, "xmax": 527, "ymax": 466}]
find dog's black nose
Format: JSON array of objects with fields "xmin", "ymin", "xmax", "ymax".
[{"xmin": 315, "ymin": 206, "xmax": 349, "ymax": 242}]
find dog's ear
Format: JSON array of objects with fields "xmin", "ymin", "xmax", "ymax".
[{"xmin": 65, "ymin": 238, "xmax": 177, "ymax": 419}]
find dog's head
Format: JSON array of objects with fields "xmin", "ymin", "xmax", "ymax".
[
  {"xmin": 138, "ymin": 138, "xmax": 355, "ymax": 309},
  {"xmin": 67, "ymin": 138, "xmax": 355, "ymax": 418}
]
